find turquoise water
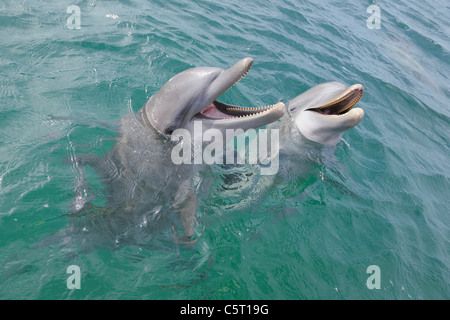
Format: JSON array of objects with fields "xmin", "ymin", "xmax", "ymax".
[{"xmin": 0, "ymin": 0, "xmax": 449, "ymax": 300}]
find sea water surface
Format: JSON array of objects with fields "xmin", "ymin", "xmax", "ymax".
[{"xmin": 0, "ymin": 0, "xmax": 449, "ymax": 299}]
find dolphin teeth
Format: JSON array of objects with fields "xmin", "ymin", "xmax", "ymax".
[{"xmin": 215, "ymin": 101, "xmax": 280, "ymax": 118}]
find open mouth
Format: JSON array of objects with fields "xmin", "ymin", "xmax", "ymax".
[
  {"xmin": 198, "ymin": 100, "xmax": 281, "ymax": 119},
  {"xmin": 308, "ymin": 84, "xmax": 364, "ymax": 116},
  {"xmin": 193, "ymin": 63, "xmax": 281, "ymax": 120}
]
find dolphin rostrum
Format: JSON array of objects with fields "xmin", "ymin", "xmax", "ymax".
[{"xmin": 286, "ymin": 82, "xmax": 364, "ymax": 146}]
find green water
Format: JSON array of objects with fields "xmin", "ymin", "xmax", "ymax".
[{"xmin": 0, "ymin": 0, "xmax": 449, "ymax": 299}]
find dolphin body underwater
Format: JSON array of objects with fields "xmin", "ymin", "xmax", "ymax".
[{"xmin": 58, "ymin": 58, "xmax": 285, "ymax": 248}]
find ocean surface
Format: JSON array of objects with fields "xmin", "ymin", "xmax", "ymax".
[{"xmin": 0, "ymin": 0, "xmax": 449, "ymax": 299}]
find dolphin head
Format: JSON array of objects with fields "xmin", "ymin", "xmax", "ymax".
[
  {"xmin": 142, "ymin": 58, "xmax": 285, "ymax": 137},
  {"xmin": 288, "ymin": 82, "xmax": 364, "ymax": 145}
]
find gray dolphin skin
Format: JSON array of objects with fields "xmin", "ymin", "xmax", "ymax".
[{"xmin": 72, "ymin": 58, "xmax": 284, "ymax": 247}]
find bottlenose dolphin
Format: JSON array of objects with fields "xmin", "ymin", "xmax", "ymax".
[
  {"xmin": 143, "ymin": 57, "xmax": 285, "ymax": 138},
  {"xmin": 67, "ymin": 58, "xmax": 284, "ymax": 247},
  {"xmin": 266, "ymin": 81, "xmax": 365, "ymax": 180},
  {"xmin": 285, "ymin": 81, "xmax": 364, "ymax": 146},
  {"xmin": 209, "ymin": 82, "xmax": 365, "ymax": 210}
]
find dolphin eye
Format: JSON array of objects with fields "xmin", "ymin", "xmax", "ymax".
[{"xmin": 164, "ymin": 126, "xmax": 175, "ymax": 135}]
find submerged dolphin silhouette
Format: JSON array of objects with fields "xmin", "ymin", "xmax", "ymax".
[{"xmin": 71, "ymin": 58, "xmax": 284, "ymax": 246}]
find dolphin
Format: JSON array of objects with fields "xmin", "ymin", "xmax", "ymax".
[
  {"xmin": 141, "ymin": 57, "xmax": 285, "ymax": 138},
  {"xmin": 208, "ymin": 82, "xmax": 365, "ymax": 211},
  {"xmin": 267, "ymin": 81, "xmax": 365, "ymax": 178},
  {"xmin": 285, "ymin": 81, "xmax": 365, "ymax": 146},
  {"xmin": 66, "ymin": 58, "xmax": 285, "ymax": 248}
]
